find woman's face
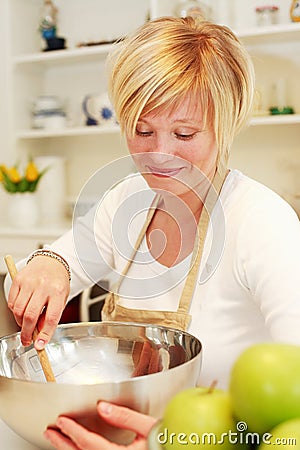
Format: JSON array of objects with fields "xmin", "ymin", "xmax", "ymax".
[{"xmin": 126, "ymin": 94, "xmax": 218, "ymax": 199}]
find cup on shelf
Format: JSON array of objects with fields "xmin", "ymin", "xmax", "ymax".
[
  {"xmin": 32, "ymin": 110, "xmax": 67, "ymax": 129},
  {"xmin": 32, "ymin": 95, "xmax": 62, "ymax": 112},
  {"xmin": 31, "ymin": 95, "xmax": 67, "ymax": 130},
  {"xmin": 255, "ymin": 6, "xmax": 279, "ymax": 27}
]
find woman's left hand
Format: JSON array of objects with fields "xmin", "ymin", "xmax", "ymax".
[{"xmin": 44, "ymin": 401, "xmax": 157, "ymax": 450}]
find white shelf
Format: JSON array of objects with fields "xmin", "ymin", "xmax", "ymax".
[
  {"xmin": 12, "ymin": 43, "xmax": 115, "ymax": 67},
  {"xmin": 16, "ymin": 125, "xmax": 121, "ymax": 139},
  {"xmin": 237, "ymin": 22, "xmax": 300, "ymax": 44},
  {"xmin": 16, "ymin": 115, "xmax": 300, "ymax": 140},
  {"xmin": 250, "ymin": 114, "xmax": 300, "ymax": 126}
]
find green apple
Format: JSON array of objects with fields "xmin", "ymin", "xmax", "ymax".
[
  {"xmin": 258, "ymin": 418, "xmax": 300, "ymax": 449},
  {"xmin": 158, "ymin": 386, "xmax": 247, "ymax": 449},
  {"xmin": 229, "ymin": 342, "xmax": 300, "ymax": 435}
]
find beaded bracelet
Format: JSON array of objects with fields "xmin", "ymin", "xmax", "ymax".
[{"xmin": 27, "ymin": 249, "xmax": 71, "ymax": 281}]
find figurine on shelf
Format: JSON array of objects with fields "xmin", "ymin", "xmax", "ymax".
[
  {"xmin": 39, "ymin": 0, "xmax": 57, "ymax": 40},
  {"xmin": 290, "ymin": 0, "xmax": 300, "ymax": 22},
  {"xmin": 39, "ymin": 0, "xmax": 66, "ymax": 51}
]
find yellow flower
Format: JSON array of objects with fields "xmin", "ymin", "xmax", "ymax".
[
  {"xmin": 0, "ymin": 165, "xmax": 6, "ymax": 182},
  {"xmin": 0, "ymin": 158, "xmax": 48, "ymax": 193},
  {"xmin": 6, "ymin": 166, "xmax": 21, "ymax": 183},
  {"xmin": 25, "ymin": 160, "xmax": 39, "ymax": 182}
]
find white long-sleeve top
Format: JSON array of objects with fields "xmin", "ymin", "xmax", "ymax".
[{"xmin": 8, "ymin": 169, "xmax": 300, "ymax": 389}]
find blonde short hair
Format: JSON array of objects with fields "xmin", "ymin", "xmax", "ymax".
[{"xmin": 107, "ymin": 17, "xmax": 255, "ymax": 162}]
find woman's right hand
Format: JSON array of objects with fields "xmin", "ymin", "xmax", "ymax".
[
  {"xmin": 7, "ymin": 255, "xmax": 70, "ymax": 349},
  {"xmin": 44, "ymin": 401, "xmax": 157, "ymax": 450}
]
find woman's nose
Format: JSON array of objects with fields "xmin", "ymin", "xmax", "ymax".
[
  {"xmin": 150, "ymin": 136, "xmax": 174, "ymax": 162},
  {"xmin": 149, "ymin": 151, "xmax": 174, "ymax": 165}
]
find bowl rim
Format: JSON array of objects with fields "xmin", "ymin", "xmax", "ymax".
[
  {"xmin": 0, "ymin": 321, "xmax": 202, "ymax": 386},
  {"xmin": 0, "ymin": 320, "xmax": 201, "ymax": 338}
]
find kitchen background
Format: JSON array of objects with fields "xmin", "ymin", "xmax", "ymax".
[{"xmin": 0, "ymin": 0, "xmax": 300, "ymax": 334}]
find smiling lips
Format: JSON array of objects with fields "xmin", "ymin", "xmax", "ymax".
[{"xmin": 146, "ymin": 165, "xmax": 184, "ymax": 178}]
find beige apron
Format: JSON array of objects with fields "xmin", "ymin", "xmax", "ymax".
[{"xmin": 102, "ymin": 163, "xmax": 228, "ymax": 331}]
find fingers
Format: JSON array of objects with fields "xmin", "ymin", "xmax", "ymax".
[
  {"xmin": 132, "ymin": 341, "xmax": 163, "ymax": 377},
  {"xmin": 44, "ymin": 426, "xmax": 78, "ymax": 450},
  {"xmin": 132, "ymin": 341, "xmax": 152, "ymax": 377},
  {"xmin": 44, "ymin": 417, "xmax": 118, "ymax": 450},
  {"xmin": 97, "ymin": 402, "xmax": 157, "ymax": 437},
  {"xmin": 7, "ymin": 257, "xmax": 70, "ymax": 348},
  {"xmin": 12, "ymin": 284, "xmax": 64, "ymax": 348},
  {"xmin": 148, "ymin": 348, "xmax": 161, "ymax": 374},
  {"xmin": 34, "ymin": 292, "xmax": 65, "ymax": 350},
  {"xmin": 44, "ymin": 405, "xmax": 155, "ymax": 450},
  {"xmin": 169, "ymin": 345, "xmax": 186, "ymax": 368},
  {"xmin": 8, "ymin": 275, "xmax": 46, "ymax": 346},
  {"xmin": 7, "ymin": 274, "xmax": 21, "ymax": 313},
  {"xmin": 132, "ymin": 341, "xmax": 144, "ymax": 367}
]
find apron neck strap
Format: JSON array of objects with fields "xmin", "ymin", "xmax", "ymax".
[
  {"xmin": 115, "ymin": 161, "xmax": 228, "ymax": 310},
  {"xmin": 177, "ymin": 162, "xmax": 228, "ymax": 313},
  {"xmin": 114, "ymin": 194, "xmax": 160, "ymax": 291}
]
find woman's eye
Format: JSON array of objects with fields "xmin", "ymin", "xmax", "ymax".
[
  {"xmin": 136, "ymin": 129, "xmax": 153, "ymax": 137},
  {"xmin": 175, "ymin": 132, "xmax": 196, "ymax": 140}
]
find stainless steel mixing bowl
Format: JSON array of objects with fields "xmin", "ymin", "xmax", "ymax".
[{"xmin": 0, "ymin": 321, "xmax": 202, "ymax": 449}]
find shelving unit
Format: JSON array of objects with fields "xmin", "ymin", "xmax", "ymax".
[
  {"xmin": 11, "ymin": 23, "xmax": 300, "ymax": 138},
  {"xmin": 3, "ymin": 0, "xmax": 152, "ymax": 199},
  {"xmin": 0, "ymin": 0, "xmax": 149, "ymax": 267},
  {"xmin": 1, "ymin": 0, "xmax": 300, "ymax": 227}
]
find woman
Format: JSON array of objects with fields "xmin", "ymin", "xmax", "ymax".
[{"xmin": 6, "ymin": 16, "xmax": 300, "ymax": 450}]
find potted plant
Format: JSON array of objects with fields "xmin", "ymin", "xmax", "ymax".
[{"xmin": 0, "ymin": 158, "xmax": 48, "ymax": 227}]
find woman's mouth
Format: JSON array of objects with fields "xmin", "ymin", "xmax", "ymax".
[{"xmin": 145, "ymin": 165, "xmax": 183, "ymax": 178}]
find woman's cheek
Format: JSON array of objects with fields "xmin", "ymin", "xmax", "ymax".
[{"xmin": 127, "ymin": 139, "xmax": 145, "ymax": 156}]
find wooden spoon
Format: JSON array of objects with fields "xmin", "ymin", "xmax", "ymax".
[{"xmin": 4, "ymin": 254, "xmax": 56, "ymax": 382}]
